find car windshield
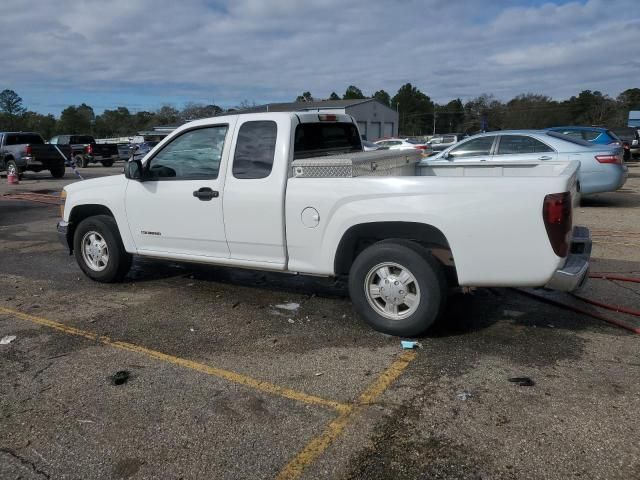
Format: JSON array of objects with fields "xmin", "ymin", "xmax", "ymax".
[{"xmin": 293, "ymin": 122, "xmax": 362, "ymax": 159}]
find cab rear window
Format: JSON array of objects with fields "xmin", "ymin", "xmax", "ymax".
[
  {"xmin": 293, "ymin": 122, "xmax": 362, "ymax": 159},
  {"xmin": 5, "ymin": 134, "xmax": 44, "ymax": 145}
]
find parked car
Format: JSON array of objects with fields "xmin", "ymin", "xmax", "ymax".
[
  {"xmin": 130, "ymin": 141, "xmax": 160, "ymax": 161},
  {"xmin": 374, "ymin": 138, "xmax": 431, "ymax": 153},
  {"xmin": 117, "ymin": 143, "xmax": 132, "ymax": 161},
  {"xmin": 610, "ymin": 127, "xmax": 639, "ymax": 161},
  {"xmin": 0, "ymin": 132, "xmax": 66, "ymax": 179},
  {"xmin": 424, "ymin": 130, "xmax": 627, "ymax": 195},
  {"xmin": 49, "ymin": 135, "xmax": 120, "ymax": 168},
  {"xmin": 547, "ymin": 126, "xmax": 630, "ymax": 162},
  {"xmin": 427, "ymin": 134, "xmax": 463, "ymax": 152},
  {"xmin": 58, "ymin": 112, "xmax": 590, "ymax": 337}
]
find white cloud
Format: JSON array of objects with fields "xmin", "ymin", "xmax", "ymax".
[{"xmin": 1, "ymin": 0, "xmax": 638, "ymax": 112}]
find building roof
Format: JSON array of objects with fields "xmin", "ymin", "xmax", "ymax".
[{"xmin": 238, "ymin": 98, "xmax": 383, "ymax": 114}]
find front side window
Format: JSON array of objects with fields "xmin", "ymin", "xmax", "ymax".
[
  {"xmin": 497, "ymin": 135, "xmax": 553, "ymax": 155},
  {"xmin": 232, "ymin": 121, "xmax": 277, "ymax": 179},
  {"xmin": 448, "ymin": 136, "xmax": 495, "ymax": 158},
  {"xmin": 147, "ymin": 126, "xmax": 227, "ymax": 179}
]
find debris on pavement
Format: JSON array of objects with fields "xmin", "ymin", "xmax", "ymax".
[
  {"xmin": 275, "ymin": 302, "xmax": 300, "ymax": 311},
  {"xmin": 111, "ymin": 370, "xmax": 131, "ymax": 386},
  {"xmin": 0, "ymin": 335, "xmax": 16, "ymax": 345},
  {"xmin": 287, "ymin": 318, "xmax": 295, "ymax": 324},
  {"xmin": 456, "ymin": 391, "xmax": 474, "ymax": 401},
  {"xmin": 508, "ymin": 376, "xmax": 535, "ymax": 387},
  {"xmin": 401, "ymin": 340, "xmax": 422, "ymax": 349},
  {"xmin": 314, "ymin": 372, "xmax": 324, "ymax": 376}
]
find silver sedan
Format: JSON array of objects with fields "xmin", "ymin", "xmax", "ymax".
[{"xmin": 422, "ymin": 130, "xmax": 627, "ymax": 195}]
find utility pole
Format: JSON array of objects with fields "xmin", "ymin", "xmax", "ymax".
[{"xmin": 433, "ymin": 111, "xmax": 437, "ymax": 135}]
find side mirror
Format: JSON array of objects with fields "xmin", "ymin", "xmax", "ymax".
[{"xmin": 124, "ymin": 159, "xmax": 144, "ymax": 180}]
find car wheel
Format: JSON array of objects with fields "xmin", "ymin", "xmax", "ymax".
[
  {"xmin": 50, "ymin": 165, "xmax": 65, "ymax": 178},
  {"xmin": 348, "ymin": 240, "xmax": 447, "ymax": 336},
  {"xmin": 101, "ymin": 160, "xmax": 114, "ymax": 167},
  {"xmin": 73, "ymin": 215, "xmax": 132, "ymax": 282}
]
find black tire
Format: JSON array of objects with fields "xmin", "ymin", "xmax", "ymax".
[
  {"xmin": 73, "ymin": 215, "xmax": 132, "ymax": 282},
  {"xmin": 50, "ymin": 165, "xmax": 65, "ymax": 178},
  {"xmin": 101, "ymin": 160, "xmax": 114, "ymax": 167},
  {"xmin": 348, "ymin": 240, "xmax": 447, "ymax": 336},
  {"xmin": 74, "ymin": 155, "xmax": 87, "ymax": 168},
  {"xmin": 5, "ymin": 159, "xmax": 23, "ymax": 179}
]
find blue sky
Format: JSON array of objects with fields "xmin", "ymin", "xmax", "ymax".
[{"xmin": 1, "ymin": 0, "xmax": 638, "ymax": 115}]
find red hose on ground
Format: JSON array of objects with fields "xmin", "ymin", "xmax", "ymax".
[
  {"xmin": 515, "ymin": 289, "xmax": 640, "ymax": 335},
  {"xmin": 571, "ymin": 294, "xmax": 640, "ymax": 318},
  {"xmin": 589, "ymin": 273, "xmax": 640, "ymax": 284}
]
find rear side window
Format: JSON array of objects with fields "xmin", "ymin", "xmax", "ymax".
[
  {"xmin": 293, "ymin": 122, "xmax": 362, "ymax": 159},
  {"xmin": 581, "ymin": 130, "xmax": 600, "ymax": 141},
  {"xmin": 448, "ymin": 136, "xmax": 494, "ymax": 158},
  {"xmin": 232, "ymin": 121, "xmax": 277, "ymax": 179},
  {"xmin": 5, "ymin": 134, "xmax": 44, "ymax": 145},
  {"xmin": 497, "ymin": 135, "xmax": 553, "ymax": 154}
]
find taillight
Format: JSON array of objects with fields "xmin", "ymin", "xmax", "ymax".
[
  {"xmin": 595, "ymin": 154, "xmax": 620, "ymax": 164},
  {"xmin": 25, "ymin": 145, "xmax": 32, "ymax": 155},
  {"xmin": 414, "ymin": 145, "xmax": 430, "ymax": 150},
  {"xmin": 85, "ymin": 144, "xmax": 93, "ymax": 154},
  {"xmin": 318, "ymin": 114, "xmax": 337, "ymax": 121},
  {"xmin": 543, "ymin": 192, "xmax": 572, "ymax": 257}
]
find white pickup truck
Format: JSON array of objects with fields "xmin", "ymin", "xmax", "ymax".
[{"xmin": 57, "ymin": 112, "xmax": 591, "ymax": 336}]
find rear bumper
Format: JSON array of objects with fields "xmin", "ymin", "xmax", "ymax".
[
  {"xmin": 544, "ymin": 226, "xmax": 591, "ymax": 292},
  {"xmin": 24, "ymin": 156, "xmax": 64, "ymax": 170}
]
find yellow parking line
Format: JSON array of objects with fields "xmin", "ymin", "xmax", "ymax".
[
  {"xmin": 0, "ymin": 306, "xmax": 350, "ymax": 414},
  {"xmin": 276, "ymin": 350, "xmax": 417, "ymax": 480}
]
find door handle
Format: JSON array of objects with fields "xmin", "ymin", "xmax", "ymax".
[
  {"xmin": 193, "ymin": 187, "xmax": 219, "ymax": 201},
  {"xmin": 538, "ymin": 155, "xmax": 552, "ymax": 160}
]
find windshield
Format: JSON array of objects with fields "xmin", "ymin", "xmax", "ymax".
[{"xmin": 293, "ymin": 122, "xmax": 362, "ymax": 159}]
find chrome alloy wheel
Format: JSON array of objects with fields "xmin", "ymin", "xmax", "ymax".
[
  {"xmin": 6, "ymin": 162, "xmax": 17, "ymax": 176},
  {"xmin": 81, "ymin": 231, "xmax": 109, "ymax": 272},
  {"xmin": 364, "ymin": 262, "xmax": 421, "ymax": 320}
]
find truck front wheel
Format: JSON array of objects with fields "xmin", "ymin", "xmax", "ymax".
[
  {"xmin": 73, "ymin": 215, "xmax": 132, "ymax": 282},
  {"xmin": 348, "ymin": 240, "xmax": 447, "ymax": 336}
]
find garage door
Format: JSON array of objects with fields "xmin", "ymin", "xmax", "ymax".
[
  {"xmin": 370, "ymin": 122, "xmax": 381, "ymax": 141},
  {"xmin": 357, "ymin": 121, "xmax": 367, "ymax": 140},
  {"xmin": 383, "ymin": 122, "xmax": 394, "ymax": 137}
]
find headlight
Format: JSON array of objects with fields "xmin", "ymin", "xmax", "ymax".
[{"xmin": 60, "ymin": 190, "xmax": 67, "ymax": 218}]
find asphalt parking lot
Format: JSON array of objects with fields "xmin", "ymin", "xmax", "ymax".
[{"xmin": 1, "ymin": 164, "xmax": 639, "ymax": 480}]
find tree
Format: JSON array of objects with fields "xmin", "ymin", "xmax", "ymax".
[
  {"xmin": 617, "ymin": 88, "xmax": 640, "ymax": 110},
  {"xmin": 565, "ymin": 90, "xmax": 617, "ymax": 126},
  {"xmin": 434, "ymin": 99, "xmax": 465, "ymax": 133},
  {"xmin": 328, "ymin": 92, "xmax": 340, "ymax": 100},
  {"xmin": 58, "ymin": 103, "xmax": 95, "ymax": 134},
  {"xmin": 463, "ymin": 94, "xmax": 505, "ymax": 133},
  {"xmin": 503, "ymin": 94, "xmax": 568, "ymax": 129},
  {"xmin": 373, "ymin": 90, "xmax": 391, "ymax": 107},
  {"xmin": 21, "ymin": 112, "xmax": 57, "ymax": 139},
  {"xmin": 0, "ymin": 89, "xmax": 26, "ymax": 129},
  {"xmin": 180, "ymin": 102, "xmax": 223, "ymax": 122},
  {"xmin": 391, "ymin": 83, "xmax": 434, "ymax": 135},
  {"xmin": 295, "ymin": 92, "xmax": 313, "ymax": 102},
  {"xmin": 343, "ymin": 85, "xmax": 366, "ymax": 100},
  {"xmin": 155, "ymin": 105, "xmax": 180, "ymax": 125}
]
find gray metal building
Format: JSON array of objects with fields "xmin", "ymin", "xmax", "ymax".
[{"xmin": 239, "ymin": 99, "xmax": 398, "ymax": 141}]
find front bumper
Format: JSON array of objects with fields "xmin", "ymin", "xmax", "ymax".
[
  {"xmin": 57, "ymin": 221, "xmax": 70, "ymax": 250},
  {"xmin": 544, "ymin": 226, "xmax": 591, "ymax": 292}
]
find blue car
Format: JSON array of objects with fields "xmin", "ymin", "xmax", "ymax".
[{"xmin": 547, "ymin": 126, "xmax": 630, "ymax": 162}]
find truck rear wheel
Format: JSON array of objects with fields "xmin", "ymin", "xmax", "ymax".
[
  {"xmin": 73, "ymin": 215, "xmax": 132, "ymax": 283},
  {"xmin": 50, "ymin": 165, "xmax": 65, "ymax": 178},
  {"xmin": 5, "ymin": 160, "xmax": 23, "ymax": 179},
  {"xmin": 74, "ymin": 155, "xmax": 87, "ymax": 168},
  {"xmin": 348, "ymin": 240, "xmax": 447, "ymax": 336}
]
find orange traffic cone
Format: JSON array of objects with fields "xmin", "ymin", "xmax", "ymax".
[{"xmin": 7, "ymin": 170, "xmax": 19, "ymax": 185}]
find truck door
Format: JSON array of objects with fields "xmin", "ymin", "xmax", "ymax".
[
  {"xmin": 222, "ymin": 116, "xmax": 288, "ymax": 266},
  {"xmin": 125, "ymin": 122, "xmax": 235, "ymax": 258}
]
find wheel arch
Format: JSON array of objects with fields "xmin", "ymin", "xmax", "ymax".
[
  {"xmin": 66, "ymin": 204, "xmax": 116, "ymax": 252},
  {"xmin": 333, "ymin": 221, "xmax": 457, "ymax": 283}
]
